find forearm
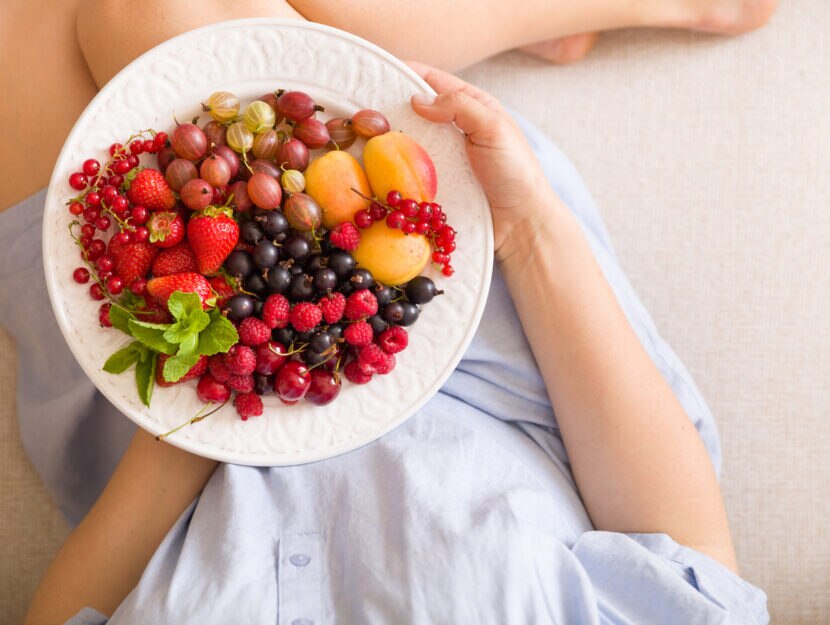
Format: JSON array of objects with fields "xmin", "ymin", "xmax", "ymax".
[
  {"xmin": 499, "ymin": 191, "xmax": 737, "ymax": 571},
  {"xmin": 24, "ymin": 430, "xmax": 218, "ymax": 625}
]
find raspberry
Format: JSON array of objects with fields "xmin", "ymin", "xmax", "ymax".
[
  {"xmin": 357, "ymin": 343, "xmax": 386, "ymax": 374},
  {"xmin": 374, "ymin": 351, "xmax": 396, "ymax": 375},
  {"xmin": 344, "ymin": 290, "xmax": 378, "ymax": 321},
  {"xmin": 378, "ymin": 326, "xmax": 408, "ymax": 354},
  {"xmin": 234, "ymin": 392, "xmax": 263, "ymax": 421},
  {"xmin": 343, "ymin": 359, "xmax": 372, "ymax": 384},
  {"xmin": 262, "ymin": 294, "xmax": 290, "ymax": 329},
  {"xmin": 329, "ymin": 222, "xmax": 361, "ymax": 251},
  {"xmin": 320, "ymin": 292, "xmax": 346, "ymax": 324},
  {"xmin": 344, "ymin": 321, "xmax": 373, "ymax": 347},
  {"xmin": 290, "ymin": 302, "xmax": 322, "ymax": 333},
  {"xmin": 238, "ymin": 317, "xmax": 271, "ymax": 346},
  {"xmin": 223, "ymin": 345, "xmax": 257, "ymax": 376},
  {"xmin": 208, "ymin": 354, "xmax": 232, "ymax": 382},
  {"xmin": 228, "ymin": 374, "xmax": 255, "ymax": 394}
]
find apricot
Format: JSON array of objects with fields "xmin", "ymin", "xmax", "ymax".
[
  {"xmin": 304, "ymin": 151, "xmax": 371, "ymax": 229},
  {"xmin": 352, "ymin": 221, "xmax": 432, "ymax": 286},
  {"xmin": 363, "ymin": 132, "xmax": 437, "ymax": 203}
]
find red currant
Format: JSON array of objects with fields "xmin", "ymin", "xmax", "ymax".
[
  {"xmin": 142, "ymin": 139, "xmax": 156, "ymax": 154},
  {"xmin": 415, "ymin": 221, "xmax": 430, "ymax": 235},
  {"xmin": 114, "ymin": 159, "xmax": 132, "ymax": 175},
  {"xmin": 82, "ymin": 159, "xmax": 100, "ymax": 177},
  {"xmin": 386, "ymin": 190, "xmax": 402, "ymax": 207},
  {"xmin": 129, "ymin": 140, "xmax": 144, "ymax": 155},
  {"xmin": 99, "ymin": 303, "xmax": 113, "ymax": 327},
  {"xmin": 79, "ymin": 235, "xmax": 92, "ymax": 249},
  {"xmin": 73, "ymin": 267, "xmax": 90, "ymax": 284},
  {"xmin": 107, "ymin": 174, "xmax": 124, "ymax": 187},
  {"xmin": 400, "ymin": 199, "xmax": 419, "ymax": 218},
  {"xmin": 85, "ymin": 191, "xmax": 101, "ymax": 207},
  {"xmin": 107, "ymin": 276, "xmax": 124, "ymax": 295},
  {"xmin": 113, "ymin": 231, "xmax": 132, "ymax": 245},
  {"xmin": 82, "ymin": 207, "xmax": 100, "ymax": 224},
  {"xmin": 87, "ymin": 239, "xmax": 106, "ymax": 260},
  {"xmin": 429, "ymin": 216, "xmax": 444, "ymax": 230},
  {"xmin": 69, "ymin": 172, "xmax": 88, "ymax": 190},
  {"xmin": 133, "ymin": 226, "xmax": 149, "ymax": 243},
  {"xmin": 80, "ymin": 223, "xmax": 96, "ymax": 238},
  {"xmin": 69, "ymin": 202, "xmax": 84, "ymax": 216},
  {"xmin": 95, "ymin": 216, "xmax": 111, "ymax": 231},
  {"xmin": 131, "ymin": 206, "xmax": 149, "ymax": 225},
  {"xmin": 369, "ymin": 202, "xmax": 387, "ymax": 221},
  {"xmin": 417, "ymin": 202, "xmax": 433, "ymax": 220},
  {"xmin": 109, "ymin": 143, "xmax": 124, "ymax": 157},
  {"xmin": 439, "ymin": 225, "xmax": 456, "ymax": 240},
  {"xmin": 432, "ymin": 251, "xmax": 449, "ymax": 264},
  {"xmin": 127, "ymin": 154, "xmax": 139, "ymax": 168},
  {"xmin": 441, "ymin": 240, "xmax": 457, "ymax": 253},
  {"xmin": 442, "ymin": 264, "xmax": 454, "ymax": 277},
  {"xmin": 111, "ymin": 195, "xmax": 129, "ymax": 214},
  {"xmin": 90, "ymin": 283, "xmax": 106, "ymax": 301},
  {"xmin": 154, "ymin": 131, "xmax": 168, "ymax": 148},
  {"xmin": 96, "ymin": 256, "xmax": 114, "ymax": 272},
  {"xmin": 386, "ymin": 211, "xmax": 406, "ymax": 229},
  {"xmin": 130, "ymin": 279, "xmax": 147, "ymax": 295},
  {"xmin": 101, "ymin": 185, "xmax": 118, "ymax": 203},
  {"xmin": 402, "ymin": 221, "xmax": 416, "ymax": 234},
  {"xmin": 354, "ymin": 209, "xmax": 374, "ymax": 229}
]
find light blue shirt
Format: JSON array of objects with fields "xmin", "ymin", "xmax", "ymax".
[{"xmin": 0, "ymin": 114, "xmax": 768, "ymax": 624}]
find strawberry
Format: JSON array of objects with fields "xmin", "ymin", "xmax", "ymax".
[
  {"xmin": 134, "ymin": 295, "xmax": 173, "ymax": 324},
  {"xmin": 146, "ymin": 272, "xmax": 213, "ymax": 308},
  {"xmin": 152, "ymin": 243, "xmax": 197, "ymax": 277},
  {"xmin": 147, "ymin": 211, "xmax": 185, "ymax": 248},
  {"xmin": 107, "ymin": 236, "xmax": 158, "ymax": 286},
  {"xmin": 155, "ymin": 353, "xmax": 208, "ymax": 388},
  {"xmin": 125, "ymin": 168, "xmax": 176, "ymax": 211},
  {"xmin": 209, "ymin": 275, "xmax": 236, "ymax": 307},
  {"xmin": 187, "ymin": 206, "xmax": 240, "ymax": 275}
]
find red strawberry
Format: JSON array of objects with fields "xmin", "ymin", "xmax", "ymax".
[
  {"xmin": 107, "ymin": 236, "xmax": 158, "ymax": 286},
  {"xmin": 152, "ymin": 243, "xmax": 197, "ymax": 277},
  {"xmin": 125, "ymin": 168, "xmax": 176, "ymax": 211},
  {"xmin": 187, "ymin": 206, "xmax": 240, "ymax": 275},
  {"xmin": 209, "ymin": 275, "xmax": 236, "ymax": 307},
  {"xmin": 155, "ymin": 354, "xmax": 208, "ymax": 387},
  {"xmin": 147, "ymin": 211, "xmax": 185, "ymax": 248},
  {"xmin": 146, "ymin": 272, "xmax": 213, "ymax": 308}
]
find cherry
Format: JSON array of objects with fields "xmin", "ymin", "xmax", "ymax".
[
  {"xmin": 305, "ymin": 369, "xmax": 341, "ymax": 406},
  {"xmin": 68, "ymin": 172, "xmax": 88, "ymax": 190},
  {"xmin": 197, "ymin": 373, "xmax": 231, "ymax": 403},
  {"xmin": 73, "ymin": 267, "xmax": 90, "ymax": 284},
  {"xmin": 82, "ymin": 159, "xmax": 100, "ymax": 177},
  {"xmin": 254, "ymin": 341, "xmax": 288, "ymax": 375},
  {"xmin": 274, "ymin": 361, "xmax": 311, "ymax": 401}
]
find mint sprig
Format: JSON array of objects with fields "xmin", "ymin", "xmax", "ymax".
[{"xmin": 102, "ymin": 291, "xmax": 239, "ymax": 404}]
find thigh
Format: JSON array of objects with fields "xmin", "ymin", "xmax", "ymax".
[{"xmin": 0, "ymin": 0, "xmax": 98, "ymax": 212}]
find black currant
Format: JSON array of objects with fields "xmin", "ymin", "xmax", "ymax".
[
  {"xmin": 372, "ymin": 284, "xmax": 394, "ymax": 307},
  {"xmin": 327, "ymin": 250, "xmax": 355, "ymax": 279},
  {"xmin": 224, "ymin": 250, "xmax": 254, "ymax": 278},
  {"xmin": 253, "ymin": 240, "xmax": 279, "ymax": 269},
  {"xmin": 288, "ymin": 274, "xmax": 314, "ymax": 301},
  {"xmin": 266, "ymin": 265, "xmax": 291, "ymax": 294},
  {"xmin": 240, "ymin": 220, "xmax": 264, "ymax": 245},
  {"xmin": 224, "ymin": 294, "xmax": 255, "ymax": 322},
  {"xmin": 282, "ymin": 236, "xmax": 311, "ymax": 261},
  {"xmin": 349, "ymin": 268, "xmax": 374, "ymax": 291},
  {"xmin": 399, "ymin": 301, "xmax": 420, "ymax": 326},
  {"xmin": 404, "ymin": 276, "xmax": 443, "ymax": 304},
  {"xmin": 368, "ymin": 314, "xmax": 388, "ymax": 335},
  {"xmin": 313, "ymin": 268, "xmax": 338, "ymax": 292}
]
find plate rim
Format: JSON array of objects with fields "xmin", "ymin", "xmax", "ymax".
[{"xmin": 43, "ymin": 17, "xmax": 494, "ymax": 466}]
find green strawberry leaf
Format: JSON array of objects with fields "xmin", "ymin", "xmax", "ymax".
[
  {"xmin": 121, "ymin": 166, "xmax": 142, "ymax": 191},
  {"xmin": 108, "ymin": 305, "xmax": 135, "ymax": 336},
  {"xmin": 128, "ymin": 319, "xmax": 177, "ymax": 355},
  {"xmin": 136, "ymin": 351, "xmax": 157, "ymax": 407},
  {"xmin": 197, "ymin": 312, "xmax": 239, "ymax": 356},
  {"xmin": 162, "ymin": 350, "xmax": 202, "ymax": 383},
  {"xmin": 103, "ymin": 342, "xmax": 142, "ymax": 374}
]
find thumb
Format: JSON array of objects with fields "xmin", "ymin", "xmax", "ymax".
[{"xmin": 411, "ymin": 91, "xmax": 500, "ymax": 143}]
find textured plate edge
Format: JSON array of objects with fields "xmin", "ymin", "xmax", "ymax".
[{"xmin": 43, "ymin": 17, "xmax": 494, "ymax": 466}]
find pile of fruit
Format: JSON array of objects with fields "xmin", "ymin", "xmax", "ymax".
[{"xmin": 64, "ymin": 89, "xmax": 456, "ymax": 424}]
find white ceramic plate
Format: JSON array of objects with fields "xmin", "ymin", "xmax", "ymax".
[{"xmin": 43, "ymin": 18, "xmax": 493, "ymax": 466}]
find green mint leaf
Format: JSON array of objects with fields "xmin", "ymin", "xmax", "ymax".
[
  {"xmin": 135, "ymin": 352, "xmax": 157, "ymax": 407},
  {"xmin": 102, "ymin": 342, "xmax": 141, "ymax": 374},
  {"xmin": 108, "ymin": 305, "xmax": 136, "ymax": 336},
  {"xmin": 162, "ymin": 351, "xmax": 202, "ymax": 383},
  {"xmin": 197, "ymin": 313, "xmax": 239, "ymax": 356},
  {"xmin": 128, "ymin": 319, "xmax": 177, "ymax": 355},
  {"xmin": 167, "ymin": 291, "xmax": 204, "ymax": 322},
  {"xmin": 178, "ymin": 332, "xmax": 199, "ymax": 357}
]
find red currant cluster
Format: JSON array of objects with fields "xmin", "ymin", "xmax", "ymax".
[
  {"xmin": 68, "ymin": 131, "xmax": 169, "ymax": 310},
  {"xmin": 352, "ymin": 189, "xmax": 457, "ymax": 277}
]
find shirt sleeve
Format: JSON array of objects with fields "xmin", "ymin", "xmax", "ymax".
[
  {"xmin": 62, "ymin": 607, "xmax": 108, "ymax": 625},
  {"xmin": 571, "ymin": 531, "xmax": 769, "ymax": 625}
]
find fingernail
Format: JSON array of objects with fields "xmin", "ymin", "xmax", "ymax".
[{"xmin": 411, "ymin": 93, "xmax": 435, "ymax": 106}]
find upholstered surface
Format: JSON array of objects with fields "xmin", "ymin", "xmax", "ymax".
[{"xmin": 2, "ymin": 2, "xmax": 827, "ymax": 622}]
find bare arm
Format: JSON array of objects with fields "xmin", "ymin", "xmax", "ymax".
[
  {"xmin": 24, "ymin": 431, "xmax": 217, "ymax": 625},
  {"xmin": 410, "ymin": 64, "xmax": 738, "ymax": 571}
]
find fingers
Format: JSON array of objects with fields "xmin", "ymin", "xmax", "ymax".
[
  {"xmin": 410, "ymin": 90, "xmax": 503, "ymax": 143},
  {"xmin": 406, "ymin": 61, "xmax": 501, "ymax": 110}
]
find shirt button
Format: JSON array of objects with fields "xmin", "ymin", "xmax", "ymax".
[
  {"xmin": 289, "ymin": 553, "xmax": 311, "ymax": 567},
  {"xmin": 291, "ymin": 619, "xmax": 313, "ymax": 625}
]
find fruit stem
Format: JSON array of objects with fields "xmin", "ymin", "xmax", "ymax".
[{"xmin": 155, "ymin": 399, "xmax": 228, "ymax": 441}]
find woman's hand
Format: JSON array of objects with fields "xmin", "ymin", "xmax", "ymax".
[{"xmin": 408, "ymin": 62, "xmax": 555, "ymax": 261}]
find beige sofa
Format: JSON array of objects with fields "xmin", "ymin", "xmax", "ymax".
[{"xmin": 2, "ymin": 2, "xmax": 827, "ymax": 623}]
